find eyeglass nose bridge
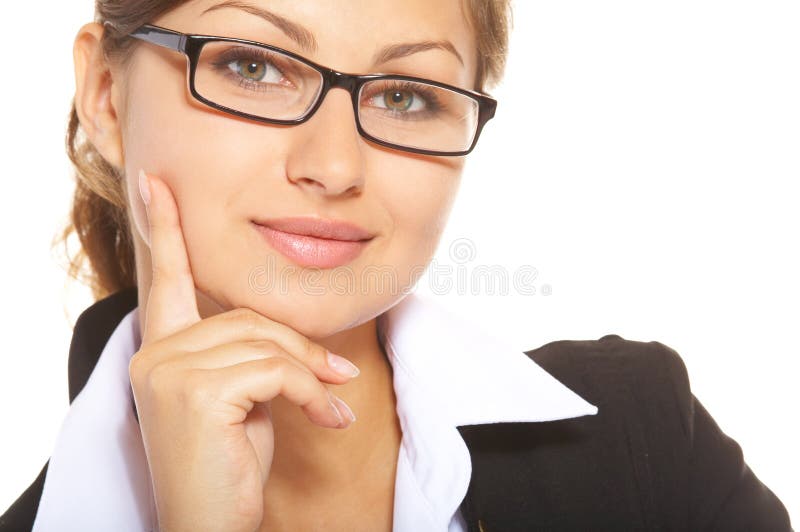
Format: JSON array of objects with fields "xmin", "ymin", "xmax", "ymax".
[
  {"xmin": 326, "ymin": 70, "xmax": 361, "ymax": 94},
  {"xmin": 299, "ymin": 68, "xmax": 365, "ymax": 125},
  {"xmin": 313, "ymin": 69, "xmax": 363, "ymax": 111}
]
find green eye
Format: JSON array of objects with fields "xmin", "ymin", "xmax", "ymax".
[
  {"xmin": 384, "ymin": 90, "xmax": 414, "ymax": 112},
  {"xmin": 235, "ymin": 60, "xmax": 267, "ymax": 81}
]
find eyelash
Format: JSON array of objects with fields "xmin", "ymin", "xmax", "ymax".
[
  {"xmin": 209, "ymin": 46, "xmax": 446, "ymax": 120},
  {"xmin": 362, "ymin": 80, "xmax": 445, "ymax": 121},
  {"xmin": 211, "ymin": 47, "xmax": 297, "ymax": 92}
]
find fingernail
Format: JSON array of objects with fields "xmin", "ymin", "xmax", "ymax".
[
  {"xmin": 138, "ymin": 169, "xmax": 151, "ymax": 207},
  {"xmin": 326, "ymin": 391, "xmax": 345, "ymax": 426},
  {"xmin": 326, "ymin": 351, "xmax": 360, "ymax": 378},
  {"xmin": 329, "ymin": 392, "xmax": 356, "ymax": 425}
]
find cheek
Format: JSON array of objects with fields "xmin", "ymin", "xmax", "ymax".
[
  {"xmin": 121, "ymin": 58, "xmax": 285, "ymax": 257},
  {"xmin": 379, "ymin": 160, "xmax": 462, "ymax": 272},
  {"xmin": 122, "ymin": 65, "xmax": 277, "ymax": 188}
]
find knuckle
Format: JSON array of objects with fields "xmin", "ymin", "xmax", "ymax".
[
  {"xmin": 247, "ymin": 339, "xmax": 281, "ymax": 354},
  {"xmin": 237, "ymin": 307, "xmax": 262, "ymax": 327},
  {"xmin": 181, "ymin": 370, "xmax": 214, "ymax": 407},
  {"xmin": 257, "ymin": 355, "xmax": 287, "ymax": 377},
  {"xmin": 145, "ymin": 360, "xmax": 177, "ymax": 392},
  {"xmin": 303, "ymin": 336, "xmax": 326, "ymax": 365},
  {"xmin": 129, "ymin": 350, "xmax": 156, "ymax": 385},
  {"xmin": 128, "ymin": 351, "xmax": 145, "ymax": 380},
  {"xmin": 227, "ymin": 307, "xmax": 267, "ymax": 333}
]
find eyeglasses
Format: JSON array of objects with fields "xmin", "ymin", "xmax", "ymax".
[{"xmin": 110, "ymin": 23, "xmax": 498, "ymax": 156}]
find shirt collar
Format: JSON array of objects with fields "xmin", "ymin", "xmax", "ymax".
[
  {"xmin": 377, "ymin": 292, "xmax": 597, "ymax": 530},
  {"xmin": 378, "ymin": 291, "xmax": 598, "ymax": 427}
]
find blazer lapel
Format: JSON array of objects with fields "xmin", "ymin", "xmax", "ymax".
[{"xmin": 68, "ymin": 287, "xmax": 139, "ymax": 402}]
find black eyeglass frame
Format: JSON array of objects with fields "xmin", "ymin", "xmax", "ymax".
[{"xmin": 113, "ymin": 23, "xmax": 498, "ymax": 156}]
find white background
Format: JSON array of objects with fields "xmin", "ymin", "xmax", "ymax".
[{"xmin": 1, "ymin": 0, "xmax": 797, "ymax": 524}]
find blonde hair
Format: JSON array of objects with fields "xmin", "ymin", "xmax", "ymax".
[{"xmin": 56, "ymin": 0, "xmax": 514, "ymax": 301}]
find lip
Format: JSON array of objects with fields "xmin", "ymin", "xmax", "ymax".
[
  {"xmin": 251, "ymin": 216, "xmax": 375, "ymax": 269},
  {"xmin": 253, "ymin": 216, "xmax": 375, "ymax": 241}
]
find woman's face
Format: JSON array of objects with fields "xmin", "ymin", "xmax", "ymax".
[{"xmin": 119, "ymin": 0, "xmax": 478, "ymax": 339}]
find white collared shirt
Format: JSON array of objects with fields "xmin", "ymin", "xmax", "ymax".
[{"xmin": 32, "ymin": 292, "xmax": 598, "ymax": 531}]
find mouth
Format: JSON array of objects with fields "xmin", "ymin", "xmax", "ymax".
[{"xmin": 251, "ymin": 216, "xmax": 375, "ymax": 269}]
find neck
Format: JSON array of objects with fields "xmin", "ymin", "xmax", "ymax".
[{"xmin": 267, "ymin": 322, "xmax": 400, "ymax": 490}]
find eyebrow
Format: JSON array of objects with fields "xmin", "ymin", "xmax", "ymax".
[{"xmin": 200, "ymin": 1, "xmax": 464, "ymax": 67}]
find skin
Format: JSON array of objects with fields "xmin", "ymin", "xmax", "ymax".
[{"xmin": 72, "ymin": 0, "xmax": 479, "ymax": 529}]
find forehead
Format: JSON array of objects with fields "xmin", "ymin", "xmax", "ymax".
[{"xmin": 159, "ymin": 0, "xmax": 476, "ymax": 79}]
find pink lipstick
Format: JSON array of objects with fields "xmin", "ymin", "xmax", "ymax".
[{"xmin": 252, "ymin": 216, "xmax": 374, "ymax": 269}]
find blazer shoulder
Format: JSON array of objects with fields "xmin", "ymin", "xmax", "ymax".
[
  {"xmin": 459, "ymin": 335, "xmax": 700, "ymax": 530},
  {"xmin": 522, "ymin": 334, "xmax": 792, "ymax": 530},
  {"xmin": 526, "ymin": 332, "xmax": 689, "ymax": 374},
  {"xmin": 525, "ymin": 333, "xmax": 692, "ymax": 418}
]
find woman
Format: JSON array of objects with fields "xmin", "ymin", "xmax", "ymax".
[{"xmin": 0, "ymin": 0, "xmax": 792, "ymax": 531}]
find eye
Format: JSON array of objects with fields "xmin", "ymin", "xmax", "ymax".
[
  {"xmin": 226, "ymin": 57, "xmax": 284, "ymax": 85},
  {"xmin": 381, "ymin": 88, "xmax": 423, "ymax": 112},
  {"xmin": 209, "ymin": 45, "xmax": 298, "ymax": 90},
  {"xmin": 362, "ymin": 81, "xmax": 443, "ymax": 117}
]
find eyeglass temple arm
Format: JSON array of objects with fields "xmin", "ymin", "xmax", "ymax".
[{"xmin": 127, "ymin": 24, "xmax": 186, "ymax": 52}]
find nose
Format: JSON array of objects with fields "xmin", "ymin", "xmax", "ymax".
[{"xmin": 284, "ymin": 87, "xmax": 365, "ymax": 197}]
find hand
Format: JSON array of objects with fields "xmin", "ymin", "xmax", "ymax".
[{"xmin": 130, "ymin": 170, "xmax": 359, "ymax": 532}]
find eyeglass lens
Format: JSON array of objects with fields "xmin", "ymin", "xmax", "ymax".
[{"xmin": 193, "ymin": 41, "xmax": 480, "ymax": 153}]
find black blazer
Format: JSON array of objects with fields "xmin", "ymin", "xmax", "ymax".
[{"xmin": 1, "ymin": 288, "xmax": 792, "ymax": 531}]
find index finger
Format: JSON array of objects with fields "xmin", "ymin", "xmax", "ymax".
[{"xmin": 139, "ymin": 169, "xmax": 202, "ymax": 345}]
